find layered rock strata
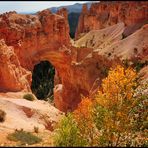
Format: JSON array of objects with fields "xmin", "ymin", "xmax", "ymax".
[{"xmin": 75, "ymin": 1, "xmax": 148, "ymax": 39}]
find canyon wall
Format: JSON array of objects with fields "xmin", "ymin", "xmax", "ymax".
[
  {"xmin": 75, "ymin": 1, "xmax": 148, "ymax": 39},
  {"xmin": 0, "ymin": 9, "xmax": 117, "ymax": 112},
  {"xmin": 0, "ymin": 9, "xmax": 70, "ymax": 70},
  {"xmin": 0, "ymin": 39, "xmax": 31, "ymax": 92},
  {"xmin": 0, "ymin": 2, "xmax": 147, "ymax": 112},
  {"xmin": 0, "ymin": 10, "xmax": 71, "ymax": 109}
]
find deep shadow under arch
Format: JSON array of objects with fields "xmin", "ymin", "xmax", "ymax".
[{"xmin": 31, "ymin": 61, "xmax": 55, "ymax": 100}]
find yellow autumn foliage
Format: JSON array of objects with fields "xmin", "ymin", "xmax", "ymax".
[
  {"xmin": 54, "ymin": 65, "xmax": 147, "ymax": 147},
  {"xmin": 96, "ymin": 65, "xmax": 137, "ymax": 109}
]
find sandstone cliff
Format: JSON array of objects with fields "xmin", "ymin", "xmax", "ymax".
[
  {"xmin": 0, "ymin": 39, "xmax": 31, "ymax": 92},
  {"xmin": 0, "ymin": 4, "xmax": 147, "ymax": 112},
  {"xmin": 75, "ymin": 1, "xmax": 148, "ymax": 39},
  {"xmin": 0, "ymin": 10, "xmax": 72, "ymax": 111},
  {"xmin": 0, "ymin": 10, "xmax": 116, "ymax": 112},
  {"xmin": 0, "ymin": 10, "xmax": 70, "ymax": 70}
]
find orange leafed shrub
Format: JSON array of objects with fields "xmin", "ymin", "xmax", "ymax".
[
  {"xmin": 74, "ymin": 97, "xmax": 93, "ymax": 128},
  {"xmin": 73, "ymin": 97, "xmax": 97, "ymax": 146},
  {"xmin": 96, "ymin": 65, "xmax": 137, "ymax": 109},
  {"xmin": 54, "ymin": 65, "xmax": 147, "ymax": 147}
]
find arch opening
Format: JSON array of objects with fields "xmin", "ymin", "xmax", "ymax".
[{"xmin": 31, "ymin": 61, "xmax": 55, "ymax": 101}]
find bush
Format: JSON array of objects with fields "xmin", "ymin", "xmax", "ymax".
[
  {"xmin": 23, "ymin": 93, "xmax": 35, "ymax": 101},
  {"xmin": 122, "ymin": 33, "xmax": 127, "ymax": 39},
  {"xmin": 91, "ymin": 65, "xmax": 138, "ymax": 146},
  {"xmin": 0, "ymin": 109, "xmax": 6, "ymax": 122},
  {"xmin": 131, "ymin": 56, "xmax": 148, "ymax": 72},
  {"xmin": 73, "ymin": 98, "xmax": 96, "ymax": 146},
  {"xmin": 34, "ymin": 126, "xmax": 39, "ymax": 133},
  {"xmin": 7, "ymin": 130, "xmax": 42, "ymax": 145},
  {"xmin": 134, "ymin": 61, "xmax": 147, "ymax": 72},
  {"xmin": 53, "ymin": 65, "xmax": 147, "ymax": 147},
  {"xmin": 108, "ymin": 52, "xmax": 112, "ymax": 57},
  {"xmin": 100, "ymin": 66, "xmax": 109, "ymax": 77},
  {"xmin": 122, "ymin": 59, "xmax": 130, "ymax": 68},
  {"xmin": 53, "ymin": 113, "xmax": 87, "ymax": 147}
]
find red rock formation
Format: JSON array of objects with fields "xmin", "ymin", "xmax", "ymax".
[
  {"xmin": 0, "ymin": 9, "xmax": 78, "ymax": 112},
  {"xmin": 0, "ymin": 6, "xmax": 147, "ymax": 112},
  {"xmin": 56, "ymin": 8, "xmax": 68, "ymax": 20},
  {"xmin": 0, "ymin": 10, "xmax": 71, "ymax": 111},
  {"xmin": 0, "ymin": 9, "xmax": 114, "ymax": 111},
  {"xmin": 0, "ymin": 39, "xmax": 31, "ymax": 92},
  {"xmin": 75, "ymin": 1, "xmax": 148, "ymax": 39},
  {"xmin": 0, "ymin": 10, "xmax": 70, "ymax": 70}
]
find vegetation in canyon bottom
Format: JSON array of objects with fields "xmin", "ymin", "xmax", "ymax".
[
  {"xmin": 7, "ymin": 129, "xmax": 42, "ymax": 145},
  {"xmin": 31, "ymin": 61, "xmax": 55, "ymax": 101},
  {"xmin": 53, "ymin": 65, "xmax": 147, "ymax": 147}
]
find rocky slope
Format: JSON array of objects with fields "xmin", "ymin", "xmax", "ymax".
[
  {"xmin": 75, "ymin": 22, "xmax": 125, "ymax": 49},
  {"xmin": 0, "ymin": 92, "xmax": 63, "ymax": 146},
  {"xmin": 75, "ymin": 23, "xmax": 148, "ymax": 61},
  {"xmin": 0, "ymin": 92, "xmax": 62, "ymax": 132},
  {"xmin": 98, "ymin": 24, "xmax": 148, "ymax": 60},
  {"xmin": 75, "ymin": 1, "xmax": 148, "ymax": 39}
]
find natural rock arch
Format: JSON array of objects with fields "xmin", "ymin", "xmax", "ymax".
[
  {"xmin": 0, "ymin": 9, "xmax": 73, "ymax": 112},
  {"xmin": 0, "ymin": 10, "xmax": 127, "ymax": 112}
]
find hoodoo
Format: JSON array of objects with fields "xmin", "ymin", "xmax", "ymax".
[{"xmin": 75, "ymin": 1, "xmax": 148, "ymax": 39}]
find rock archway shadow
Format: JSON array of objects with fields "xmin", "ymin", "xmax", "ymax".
[{"xmin": 31, "ymin": 61, "xmax": 55, "ymax": 101}]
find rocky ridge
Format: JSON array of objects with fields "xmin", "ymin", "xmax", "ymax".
[{"xmin": 75, "ymin": 1, "xmax": 148, "ymax": 39}]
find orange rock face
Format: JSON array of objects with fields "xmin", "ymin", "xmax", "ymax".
[
  {"xmin": 0, "ymin": 39, "xmax": 31, "ymax": 92},
  {"xmin": 75, "ymin": 1, "xmax": 148, "ymax": 39},
  {"xmin": 0, "ymin": 10, "xmax": 70, "ymax": 110},
  {"xmin": 0, "ymin": 10, "xmax": 70, "ymax": 70},
  {"xmin": 0, "ymin": 9, "xmax": 114, "ymax": 111},
  {"xmin": 0, "ymin": 10, "xmax": 79, "ymax": 112}
]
